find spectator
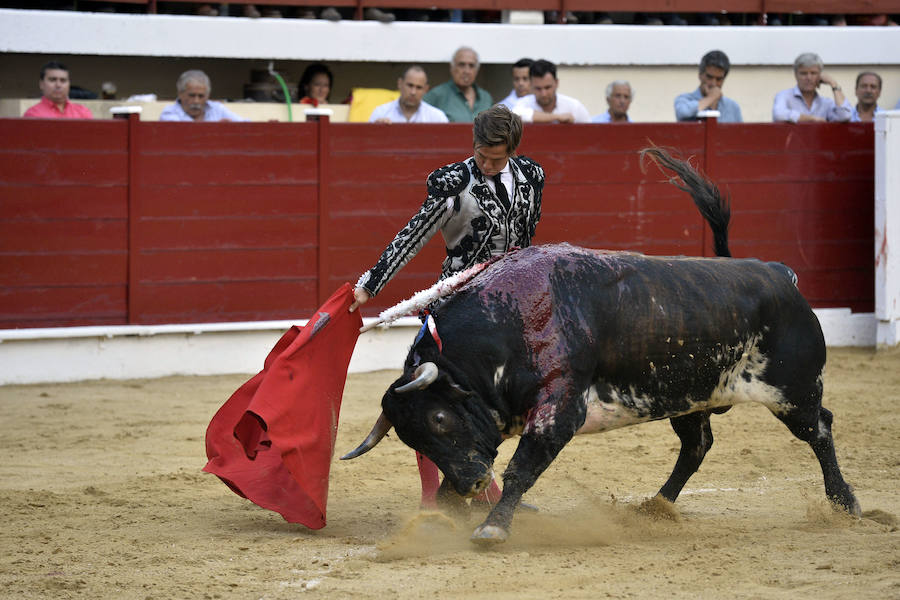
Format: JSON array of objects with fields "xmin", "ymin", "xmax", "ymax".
[
  {"xmin": 593, "ymin": 80, "xmax": 633, "ymax": 123},
  {"xmin": 369, "ymin": 66, "xmax": 449, "ymax": 123},
  {"xmin": 159, "ymin": 70, "xmax": 245, "ymax": 122},
  {"xmin": 851, "ymin": 71, "xmax": 882, "ymax": 123},
  {"xmin": 512, "ymin": 59, "xmax": 591, "ymax": 124},
  {"xmin": 100, "ymin": 81, "xmax": 117, "ymax": 100},
  {"xmin": 423, "ymin": 46, "xmax": 493, "ymax": 122},
  {"xmin": 772, "ymin": 53, "xmax": 851, "ymax": 123},
  {"xmin": 497, "ymin": 58, "xmax": 534, "ymax": 110},
  {"xmin": 674, "ymin": 50, "xmax": 743, "ymax": 123},
  {"xmin": 23, "ymin": 61, "xmax": 93, "ymax": 119},
  {"xmin": 299, "ymin": 63, "xmax": 333, "ymax": 106}
]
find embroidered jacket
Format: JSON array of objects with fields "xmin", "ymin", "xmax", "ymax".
[{"xmin": 358, "ymin": 155, "xmax": 544, "ymax": 297}]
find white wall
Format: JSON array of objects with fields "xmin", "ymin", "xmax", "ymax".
[
  {"xmin": 875, "ymin": 111, "xmax": 900, "ymax": 348},
  {"xmin": 0, "ymin": 310, "xmax": 881, "ymax": 385},
  {"xmin": 2, "ymin": 9, "xmax": 899, "ymax": 123},
  {"xmin": 3, "ymin": 9, "xmax": 898, "ymax": 66}
]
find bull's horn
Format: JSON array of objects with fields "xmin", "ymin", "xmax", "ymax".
[
  {"xmin": 340, "ymin": 412, "xmax": 393, "ymax": 460},
  {"xmin": 395, "ymin": 362, "xmax": 439, "ymax": 393}
]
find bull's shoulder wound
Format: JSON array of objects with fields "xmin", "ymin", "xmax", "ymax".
[{"xmin": 427, "ymin": 162, "xmax": 470, "ymax": 197}]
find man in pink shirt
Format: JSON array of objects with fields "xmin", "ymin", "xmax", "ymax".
[{"xmin": 23, "ymin": 61, "xmax": 93, "ymax": 119}]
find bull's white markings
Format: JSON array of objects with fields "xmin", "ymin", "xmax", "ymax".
[
  {"xmin": 707, "ymin": 335, "xmax": 786, "ymax": 412},
  {"xmin": 493, "ymin": 365, "xmax": 505, "ymax": 388},
  {"xmin": 577, "ymin": 384, "xmax": 662, "ymax": 434},
  {"xmin": 524, "ymin": 403, "xmax": 557, "ymax": 435},
  {"xmin": 576, "ymin": 335, "xmax": 788, "ymax": 435}
]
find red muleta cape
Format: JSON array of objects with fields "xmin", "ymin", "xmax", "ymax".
[{"xmin": 203, "ymin": 283, "xmax": 362, "ymax": 528}]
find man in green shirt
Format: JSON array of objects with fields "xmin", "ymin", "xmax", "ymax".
[{"xmin": 424, "ymin": 46, "xmax": 493, "ymax": 122}]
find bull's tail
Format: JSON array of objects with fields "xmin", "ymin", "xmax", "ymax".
[{"xmin": 640, "ymin": 146, "xmax": 731, "ymax": 258}]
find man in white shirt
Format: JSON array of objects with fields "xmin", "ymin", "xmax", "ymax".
[
  {"xmin": 498, "ymin": 58, "xmax": 534, "ymax": 110},
  {"xmin": 369, "ymin": 65, "xmax": 449, "ymax": 124},
  {"xmin": 512, "ymin": 59, "xmax": 591, "ymax": 124}
]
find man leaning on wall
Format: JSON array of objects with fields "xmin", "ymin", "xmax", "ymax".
[
  {"xmin": 772, "ymin": 53, "xmax": 851, "ymax": 123},
  {"xmin": 593, "ymin": 80, "xmax": 633, "ymax": 123},
  {"xmin": 512, "ymin": 59, "xmax": 591, "ymax": 124},
  {"xmin": 159, "ymin": 70, "xmax": 246, "ymax": 122},
  {"xmin": 369, "ymin": 65, "xmax": 449, "ymax": 124},
  {"xmin": 674, "ymin": 50, "xmax": 742, "ymax": 123}
]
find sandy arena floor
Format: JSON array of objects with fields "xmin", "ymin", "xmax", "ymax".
[{"xmin": 0, "ymin": 346, "xmax": 897, "ymax": 599}]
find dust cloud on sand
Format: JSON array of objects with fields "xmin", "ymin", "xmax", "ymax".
[{"xmin": 0, "ymin": 347, "xmax": 898, "ymax": 599}]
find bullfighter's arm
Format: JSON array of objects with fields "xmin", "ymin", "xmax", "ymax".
[{"xmin": 356, "ymin": 162, "xmax": 469, "ymax": 298}]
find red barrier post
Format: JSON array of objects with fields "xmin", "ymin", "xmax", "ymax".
[{"xmin": 315, "ymin": 114, "xmax": 332, "ymax": 306}]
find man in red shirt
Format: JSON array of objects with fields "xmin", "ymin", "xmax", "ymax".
[{"xmin": 23, "ymin": 61, "xmax": 93, "ymax": 119}]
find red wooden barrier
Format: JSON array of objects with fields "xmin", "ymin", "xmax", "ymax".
[
  {"xmin": 0, "ymin": 117, "xmax": 874, "ymax": 329},
  {"xmin": 0, "ymin": 120, "xmax": 129, "ymax": 327}
]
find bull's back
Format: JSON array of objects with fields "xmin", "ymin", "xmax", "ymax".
[{"xmin": 440, "ymin": 245, "xmax": 823, "ymax": 419}]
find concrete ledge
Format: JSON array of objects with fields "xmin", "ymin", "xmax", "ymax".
[
  {"xmin": 0, "ymin": 310, "xmax": 876, "ymax": 385},
  {"xmin": 2, "ymin": 9, "xmax": 898, "ymax": 66}
]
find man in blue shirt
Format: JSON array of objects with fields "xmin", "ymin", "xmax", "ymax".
[
  {"xmin": 772, "ymin": 53, "xmax": 851, "ymax": 123},
  {"xmin": 159, "ymin": 70, "xmax": 245, "ymax": 122},
  {"xmin": 674, "ymin": 50, "xmax": 743, "ymax": 123},
  {"xmin": 850, "ymin": 71, "xmax": 882, "ymax": 123}
]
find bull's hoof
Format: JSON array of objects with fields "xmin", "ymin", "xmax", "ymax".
[
  {"xmin": 840, "ymin": 496, "xmax": 862, "ymax": 518},
  {"xmin": 470, "ymin": 524, "xmax": 509, "ymax": 545}
]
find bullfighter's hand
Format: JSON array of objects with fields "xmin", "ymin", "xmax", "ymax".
[{"xmin": 349, "ymin": 287, "xmax": 371, "ymax": 312}]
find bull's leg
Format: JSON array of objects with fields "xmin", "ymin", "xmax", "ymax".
[
  {"xmin": 772, "ymin": 404, "xmax": 860, "ymax": 516},
  {"xmin": 471, "ymin": 429, "xmax": 574, "ymax": 544},
  {"xmin": 657, "ymin": 411, "xmax": 714, "ymax": 502}
]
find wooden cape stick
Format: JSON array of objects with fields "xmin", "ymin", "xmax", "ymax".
[{"xmin": 358, "ymin": 260, "xmax": 494, "ymax": 333}]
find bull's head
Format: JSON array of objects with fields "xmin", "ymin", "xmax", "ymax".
[{"xmin": 342, "ymin": 360, "xmax": 503, "ymax": 498}]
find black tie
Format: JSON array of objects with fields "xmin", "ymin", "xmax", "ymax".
[{"xmin": 492, "ymin": 173, "xmax": 510, "ymax": 211}]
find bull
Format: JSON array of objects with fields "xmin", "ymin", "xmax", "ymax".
[{"xmin": 343, "ymin": 147, "xmax": 860, "ymax": 544}]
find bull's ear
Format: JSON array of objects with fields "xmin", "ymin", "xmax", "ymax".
[{"xmin": 443, "ymin": 375, "xmax": 471, "ymax": 401}]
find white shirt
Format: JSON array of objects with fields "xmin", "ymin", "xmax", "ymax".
[
  {"xmin": 512, "ymin": 93, "xmax": 592, "ymax": 123},
  {"xmin": 592, "ymin": 111, "xmax": 631, "ymax": 123},
  {"xmin": 498, "ymin": 89, "xmax": 528, "ymax": 110},
  {"xmin": 368, "ymin": 99, "xmax": 449, "ymax": 123},
  {"xmin": 486, "ymin": 164, "xmax": 513, "ymax": 203}
]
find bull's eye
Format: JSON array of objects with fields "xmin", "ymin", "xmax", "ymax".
[{"xmin": 427, "ymin": 409, "xmax": 454, "ymax": 435}]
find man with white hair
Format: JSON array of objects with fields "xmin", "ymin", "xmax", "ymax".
[
  {"xmin": 592, "ymin": 80, "xmax": 633, "ymax": 123},
  {"xmin": 772, "ymin": 53, "xmax": 851, "ymax": 123},
  {"xmin": 159, "ymin": 70, "xmax": 245, "ymax": 122},
  {"xmin": 423, "ymin": 47, "xmax": 493, "ymax": 123}
]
